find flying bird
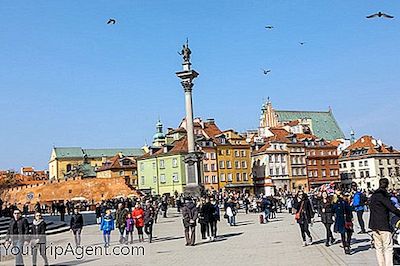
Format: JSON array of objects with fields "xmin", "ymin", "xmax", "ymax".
[
  {"xmin": 366, "ymin": 12, "xmax": 394, "ymax": 19},
  {"xmin": 107, "ymin": 18, "xmax": 116, "ymax": 24},
  {"xmin": 299, "ymin": 42, "xmax": 306, "ymax": 45},
  {"xmin": 261, "ymin": 69, "xmax": 271, "ymax": 75},
  {"xmin": 265, "ymin": 25, "xmax": 274, "ymax": 29}
]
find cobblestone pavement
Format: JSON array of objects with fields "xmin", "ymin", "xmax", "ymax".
[{"xmin": 0, "ymin": 209, "xmax": 378, "ymax": 266}]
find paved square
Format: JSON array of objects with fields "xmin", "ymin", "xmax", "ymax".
[{"xmin": 0, "ymin": 209, "xmax": 378, "ymax": 266}]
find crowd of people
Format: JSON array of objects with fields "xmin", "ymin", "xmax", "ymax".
[{"xmin": 3, "ymin": 179, "xmax": 400, "ymax": 266}]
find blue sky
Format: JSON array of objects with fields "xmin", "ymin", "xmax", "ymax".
[{"xmin": 1, "ymin": 1, "xmax": 399, "ymax": 170}]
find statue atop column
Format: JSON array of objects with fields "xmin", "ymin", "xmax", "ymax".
[{"xmin": 179, "ymin": 38, "xmax": 191, "ymax": 63}]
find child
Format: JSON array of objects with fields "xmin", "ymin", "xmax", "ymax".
[
  {"xmin": 126, "ymin": 213, "xmax": 135, "ymax": 244},
  {"xmin": 100, "ymin": 209, "xmax": 114, "ymax": 247}
]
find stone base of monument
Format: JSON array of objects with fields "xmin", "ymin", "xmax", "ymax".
[{"xmin": 183, "ymin": 183, "xmax": 205, "ymax": 198}]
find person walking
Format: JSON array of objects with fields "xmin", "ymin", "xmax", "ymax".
[
  {"xmin": 100, "ymin": 209, "xmax": 114, "ymax": 247},
  {"xmin": 293, "ymin": 191, "xmax": 314, "ymax": 246},
  {"xmin": 333, "ymin": 191, "xmax": 353, "ymax": 255},
  {"xmin": 320, "ymin": 191, "xmax": 335, "ymax": 246},
  {"xmin": 30, "ymin": 212, "xmax": 49, "ymax": 266},
  {"xmin": 132, "ymin": 202, "xmax": 145, "ymax": 242},
  {"xmin": 5, "ymin": 209, "xmax": 30, "ymax": 266},
  {"xmin": 161, "ymin": 200, "xmax": 168, "ymax": 218},
  {"xmin": 125, "ymin": 213, "xmax": 135, "ymax": 244},
  {"xmin": 115, "ymin": 203, "xmax": 129, "ymax": 244},
  {"xmin": 369, "ymin": 178, "xmax": 400, "ymax": 266},
  {"xmin": 144, "ymin": 200, "xmax": 155, "ymax": 243},
  {"xmin": 95, "ymin": 203, "xmax": 102, "ymax": 224},
  {"xmin": 286, "ymin": 196, "xmax": 293, "ymax": 214},
  {"xmin": 198, "ymin": 198, "xmax": 211, "ymax": 240},
  {"xmin": 351, "ymin": 183, "xmax": 367, "ymax": 234},
  {"xmin": 58, "ymin": 201, "xmax": 66, "ymax": 222},
  {"xmin": 70, "ymin": 207, "xmax": 84, "ymax": 247},
  {"xmin": 209, "ymin": 198, "xmax": 219, "ymax": 241},
  {"xmin": 225, "ymin": 198, "xmax": 236, "ymax": 226},
  {"xmin": 181, "ymin": 197, "xmax": 198, "ymax": 246}
]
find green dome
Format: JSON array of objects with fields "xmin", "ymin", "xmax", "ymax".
[{"xmin": 153, "ymin": 132, "xmax": 165, "ymax": 140}]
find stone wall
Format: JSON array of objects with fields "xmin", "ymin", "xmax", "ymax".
[{"xmin": 0, "ymin": 177, "xmax": 139, "ymax": 205}]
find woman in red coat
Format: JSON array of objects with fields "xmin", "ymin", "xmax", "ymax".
[{"xmin": 132, "ymin": 202, "xmax": 145, "ymax": 242}]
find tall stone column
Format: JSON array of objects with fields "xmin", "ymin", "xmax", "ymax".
[{"xmin": 175, "ymin": 40, "xmax": 203, "ymax": 197}]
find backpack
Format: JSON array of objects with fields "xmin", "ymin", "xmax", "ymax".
[{"xmin": 360, "ymin": 194, "xmax": 368, "ymax": 206}]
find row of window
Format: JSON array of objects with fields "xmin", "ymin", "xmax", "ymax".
[
  {"xmin": 268, "ymin": 166, "xmax": 287, "ymax": 176},
  {"xmin": 379, "ymin": 159, "xmax": 400, "ymax": 166},
  {"xmin": 308, "ymin": 169, "xmax": 339, "ymax": 178},
  {"xmin": 290, "ymin": 147, "xmax": 305, "ymax": 153},
  {"xmin": 268, "ymin": 154, "xmax": 286, "ymax": 163},
  {"xmin": 307, "ymin": 150, "xmax": 337, "ymax": 156},
  {"xmin": 218, "ymin": 172, "xmax": 249, "ymax": 182},
  {"xmin": 292, "ymin": 167, "xmax": 307, "ymax": 176},
  {"xmin": 140, "ymin": 158, "xmax": 179, "ymax": 171},
  {"xmin": 218, "ymin": 149, "xmax": 247, "ymax": 157},
  {"xmin": 291, "ymin": 156, "xmax": 306, "ymax": 165},
  {"xmin": 307, "ymin": 159, "xmax": 338, "ymax": 166},
  {"xmin": 140, "ymin": 173, "xmax": 180, "ymax": 186}
]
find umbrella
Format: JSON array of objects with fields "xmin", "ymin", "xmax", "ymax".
[{"xmin": 71, "ymin": 196, "xmax": 87, "ymax": 201}]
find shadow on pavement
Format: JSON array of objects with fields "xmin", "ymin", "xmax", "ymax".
[
  {"xmin": 52, "ymin": 258, "xmax": 100, "ymax": 265},
  {"xmin": 352, "ymin": 244, "xmax": 371, "ymax": 254},
  {"xmin": 152, "ymin": 236, "xmax": 185, "ymax": 243}
]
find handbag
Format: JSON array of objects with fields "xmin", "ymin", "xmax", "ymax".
[
  {"xmin": 223, "ymin": 213, "xmax": 229, "ymax": 219},
  {"xmin": 343, "ymin": 201, "xmax": 353, "ymax": 230},
  {"xmin": 295, "ymin": 201, "xmax": 304, "ymax": 221}
]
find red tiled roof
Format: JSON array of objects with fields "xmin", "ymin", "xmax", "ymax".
[
  {"xmin": 341, "ymin": 135, "xmax": 399, "ymax": 158},
  {"xmin": 97, "ymin": 155, "xmax": 136, "ymax": 172}
]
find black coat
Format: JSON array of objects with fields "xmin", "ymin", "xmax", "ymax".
[
  {"xmin": 369, "ymin": 188, "xmax": 400, "ymax": 232},
  {"xmin": 320, "ymin": 199, "xmax": 334, "ymax": 224},
  {"xmin": 6, "ymin": 217, "xmax": 30, "ymax": 241},
  {"xmin": 70, "ymin": 213, "xmax": 84, "ymax": 230},
  {"xmin": 31, "ymin": 220, "xmax": 47, "ymax": 243},
  {"xmin": 293, "ymin": 197, "xmax": 314, "ymax": 224},
  {"xmin": 182, "ymin": 202, "xmax": 198, "ymax": 227},
  {"xmin": 198, "ymin": 202, "xmax": 213, "ymax": 224}
]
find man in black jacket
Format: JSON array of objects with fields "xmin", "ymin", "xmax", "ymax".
[
  {"xmin": 5, "ymin": 209, "xmax": 30, "ymax": 266},
  {"xmin": 369, "ymin": 178, "xmax": 400, "ymax": 266},
  {"xmin": 181, "ymin": 198, "xmax": 198, "ymax": 246}
]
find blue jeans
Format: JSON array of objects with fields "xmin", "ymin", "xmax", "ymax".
[
  {"xmin": 103, "ymin": 231, "xmax": 111, "ymax": 245},
  {"xmin": 264, "ymin": 209, "xmax": 270, "ymax": 222},
  {"xmin": 228, "ymin": 216, "xmax": 236, "ymax": 226},
  {"xmin": 11, "ymin": 239, "xmax": 25, "ymax": 266}
]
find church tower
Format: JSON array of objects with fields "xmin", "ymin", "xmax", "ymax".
[
  {"xmin": 259, "ymin": 98, "xmax": 278, "ymax": 137},
  {"xmin": 152, "ymin": 120, "xmax": 166, "ymax": 147}
]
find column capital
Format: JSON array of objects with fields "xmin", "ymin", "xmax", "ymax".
[{"xmin": 181, "ymin": 80, "xmax": 194, "ymax": 92}]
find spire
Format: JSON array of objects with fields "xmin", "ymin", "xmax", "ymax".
[{"xmin": 350, "ymin": 128, "xmax": 355, "ymax": 144}]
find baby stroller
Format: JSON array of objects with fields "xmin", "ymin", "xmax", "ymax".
[{"xmin": 390, "ymin": 215, "xmax": 400, "ymax": 265}]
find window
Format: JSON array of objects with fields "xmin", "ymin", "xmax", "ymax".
[
  {"xmin": 227, "ymin": 173, "xmax": 233, "ymax": 182},
  {"xmin": 360, "ymin": 171, "xmax": 364, "ymax": 178},
  {"xmin": 153, "ymin": 176, "xmax": 157, "ymax": 184},
  {"xmin": 366, "ymin": 171, "xmax": 370, "ymax": 177},
  {"xmin": 241, "ymin": 161, "xmax": 247, "ymax": 169},
  {"xmin": 66, "ymin": 164, "xmax": 72, "ymax": 172},
  {"xmin": 160, "ymin": 174, "xmax": 166, "ymax": 183},
  {"xmin": 351, "ymin": 162, "xmax": 355, "ymax": 168},
  {"xmin": 172, "ymin": 173, "xmax": 179, "ymax": 182},
  {"xmin": 210, "ymin": 152, "xmax": 216, "ymax": 160},
  {"xmin": 219, "ymin": 150, "xmax": 224, "ymax": 156},
  {"xmin": 219, "ymin": 161, "xmax": 225, "ymax": 169},
  {"xmin": 313, "ymin": 160, "xmax": 317, "ymax": 165},
  {"xmin": 379, "ymin": 168, "xmax": 385, "ymax": 177},
  {"xmin": 119, "ymin": 170, "xmax": 124, "ymax": 176},
  {"xmin": 204, "ymin": 164, "xmax": 209, "ymax": 172},
  {"xmin": 140, "ymin": 176, "xmax": 145, "ymax": 185},
  {"xmin": 235, "ymin": 150, "xmax": 240, "ymax": 157},
  {"xmin": 314, "ymin": 170, "xmax": 318, "ymax": 177},
  {"xmin": 321, "ymin": 160, "xmax": 325, "ymax": 166},
  {"xmin": 226, "ymin": 150, "xmax": 231, "ymax": 155},
  {"xmin": 308, "ymin": 171, "xmax": 312, "ymax": 177},
  {"xmin": 322, "ymin": 170, "xmax": 326, "ymax": 177},
  {"xmin": 205, "ymin": 153, "xmax": 210, "ymax": 159},
  {"xmin": 243, "ymin": 173, "xmax": 248, "ymax": 181},
  {"xmin": 212, "ymin": 175, "xmax": 217, "ymax": 183},
  {"xmin": 172, "ymin": 158, "xmax": 178, "ymax": 168},
  {"xmin": 205, "ymin": 176, "xmax": 210, "ymax": 184},
  {"xmin": 359, "ymin": 161, "xmax": 363, "ymax": 167},
  {"xmin": 160, "ymin": 160, "xmax": 165, "ymax": 169},
  {"xmin": 236, "ymin": 173, "xmax": 241, "ymax": 181},
  {"xmin": 281, "ymin": 167, "xmax": 286, "ymax": 175},
  {"xmin": 241, "ymin": 150, "xmax": 246, "ymax": 157},
  {"xmin": 227, "ymin": 161, "xmax": 232, "ymax": 169},
  {"xmin": 388, "ymin": 159, "xmax": 391, "ymax": 165},
  {"xmin": 330, "ymin": 170, "xmax": 334, "ymax": 176},
  {"xmin": 364, "ymin": 160, "xmax": 368, "ymax": 167},
  {"xmin": 379, "ymin": 159, "xmax": 383, "ymax": 166},
  {"xmin": 343, "ymin": 163, "xmax": 347, "ymax": 168},
  {"xmin": 276, "ymin": 167, "xmax": 280, "ymax": 175},
  {"xmin": 220, "ymin": 173, "xmax": 226, "ymax": 182},
  {"xmin": 269, "ymin": 168, "xmax": 274, "ymax": 175},
  {"xmin": 211, "ymin": 164, "xmax": 216, "ymax": 171},
  {"xmin": 235, "ymin": 161, "xmax": 240, "ymax": 169},
  {"xmin": 152, "ymin": 162, "xmax": 156, "ymax": 169}
]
